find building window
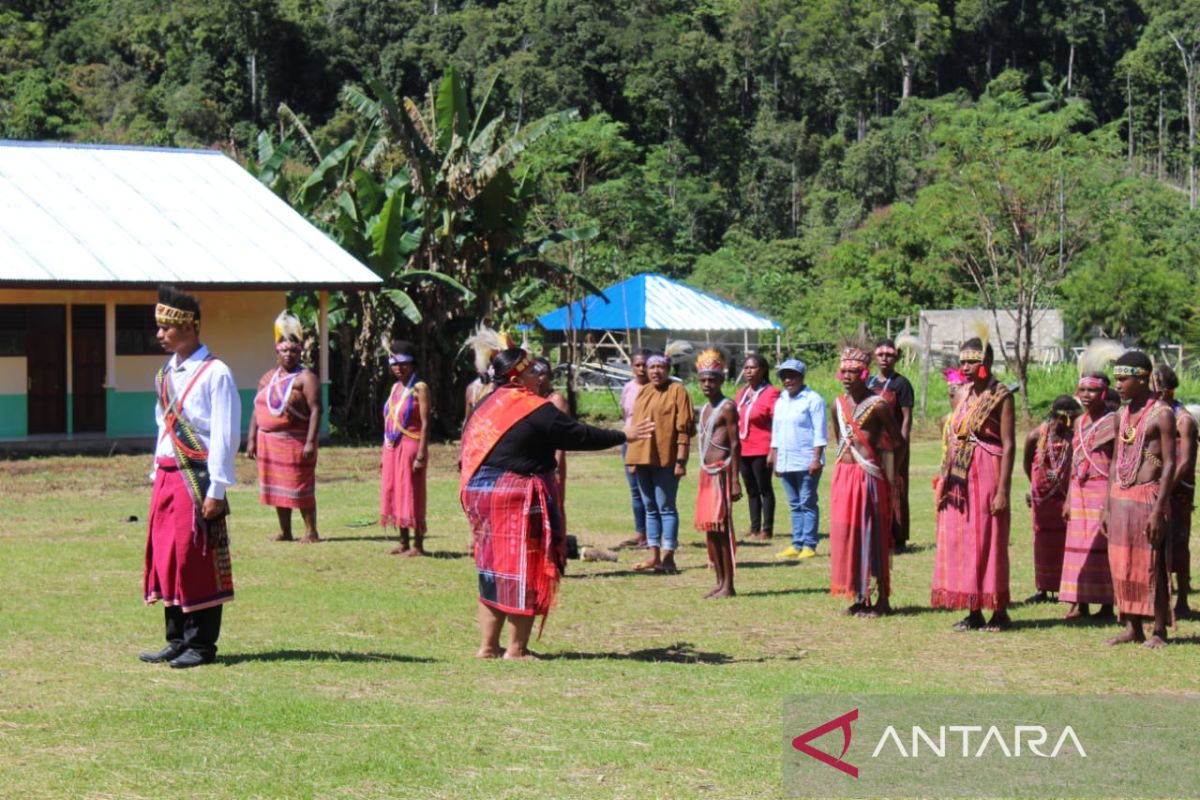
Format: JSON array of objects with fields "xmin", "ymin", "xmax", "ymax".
[
  {"xmin": 116, "ymin": 305, "xmax": 159, "ymax": 356},
  {"xmin": 0, "ymin": 306, "xmax": 26, "ymax": 356}
]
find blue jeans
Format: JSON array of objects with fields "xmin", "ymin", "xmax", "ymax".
[
  {"xmin": 623, "ymin": 444, "xmax": 646, "ymax": 534},
  {"xmin": 634, "ymin": 466, "xmax": 680, "ymax": 551},
  {"xmin": 780, "ymin": 470, "xmax": 821, "ymax": 550}
]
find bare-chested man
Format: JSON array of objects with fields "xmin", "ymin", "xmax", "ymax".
[
  {"xmin": 1154, "ymin": 364, "xmax": 1196, "ymax": 618},
  {"xmin": 1104, "ymin": 351, "xmax": 1176, "ymax": 648},
  {"xmin": 829, "ymin": 347, "xmax": 903, "ymax": 617},
  {"xmin": 693, "ymin": 349, "xmax": 741, "ymax": 599}
]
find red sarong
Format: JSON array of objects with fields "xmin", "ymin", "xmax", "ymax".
[
  {"xmin": 380, "ymin": 435, "xmax": 426, "ymax": 530},
  {"xmin": 144, "ymin": 457, "xmax": 233, "ymax": 612},
  {"xmin": 695, "ymin": 461, "xmax": 737, "ymax": 571},
  {"xmin": 254, "ymin": 393, "xmax": 315, "ymax": 510},
  {"xmin": 830, "ymin": 460, "xmax": 892, "ymax": 603},
  {"xmin": 1030, "ymin": 429, "xmax": 1069, "ymax": 593},
  {"xmin": 1108, "ymin": 482, "xmax": 1166, "ymax": 618},
  {"xmin": 464, "ymin": 466, "xmax": 562, "ymax": 616}
]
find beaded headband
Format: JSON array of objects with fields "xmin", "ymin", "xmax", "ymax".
[
  {"xmin": 1112, "ymin": 365, "xmax": 1149, "ymax": 378},
  {"xmin": 646, "ymin": 355, "xmax": 670, "ymax": 367},
  {"xmin": 155, "ymin": 303, "xmax": 195, "ymax": 327},
  {"xmin": 1077, "ymin": 376, "xmax": 1107, "ymax": 390},
  {"xmin": 839, "ymin": 347, "xmax": 870, "ymax": 372},
  {"xmin": 958, "ymin": 349, "xmax": 985, "ymax": 362},
  {"xmin": 504, "ymin": 350, "xmax": 534, "ymax": 380},
  {"xmin": 388, "ymin": 353, "xmax": 414, "ymax": 365},
  {"xmin": 874, "ymin": 346, "xmax": 897, "ymax": 357}
]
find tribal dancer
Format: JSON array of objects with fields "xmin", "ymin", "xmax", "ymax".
[
  {"xmin": 869, "ymin": 340, "xmax": 915, "ymax": 552},
  {"xmin": 1022, "ymin": 396, "xmax": 1079, "ymax": 603},
  {"xmin": 1060, "ymin": 373, "xmax": 1116, "ymax": 621},
  {"xmin": 693, "ymin": 349, "xmax": 742, "ymax": 599},
  {"xmin": 830, "ymin": 347, "xmax": 902, "ymax": 617},
  {"xmin": 1153, "ymin": 365, "xmax": 1195, "ymax": 618},
  {"xmin": 461, "ymin": 330, "xmax": 651, "ymax": 658},
  {"xmin": 1105, "ymin": 351, "xmax": 1176, "ymax": 647},
  {"xmin": 245, "ymin": 311, "xmax": 321, "ymax": 543},
  {"xmin": 932, "ymin": 337, "xmax": 1016, "ymax": 632},
  {"xmin": 139, "ymin": 286, "xmax": 241, "ymax": 669},
  {"xmin": 380, "ymin": 340, "xmax": 430, "ymax": 556}
]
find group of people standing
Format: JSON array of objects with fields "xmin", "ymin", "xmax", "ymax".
[
  {"xmin": 935, "ymin": 340, "xmax": 1194, "ymax": 646},
  {"xmin": 135, "ymin": 286, "xmax": 1194, "ymax": 667}
]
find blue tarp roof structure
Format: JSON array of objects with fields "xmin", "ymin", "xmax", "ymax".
[{"xmin": 537, "ymin": 273, "xmax": 782, "ymax": 332}]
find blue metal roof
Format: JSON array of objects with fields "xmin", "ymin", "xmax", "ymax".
[{"xmin": 537, "ymin": 273, "xmax": 781, "ymax": 331}]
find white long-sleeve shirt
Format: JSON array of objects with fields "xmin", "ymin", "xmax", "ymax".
[
  {"xmin": 151, "ymin": 344, "xmax": 241, "ymax": 500},
  {"xmin": 770, "ymin": 385, "xmax": 828, "ymax": 472}
]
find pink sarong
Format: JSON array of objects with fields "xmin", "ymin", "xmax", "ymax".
[
  {"xmin": 1107, "ymin": 482, "xmax": 1166, "ymax": 618},
  {"xmin": 932, "ymin": 400, "xmax": 1010, "ymax": 611},
  {"xmin": 1030, "ymin": 425, "xmax": 1069, "ymax": 592},
  {"xmin": 380, "ymin": 435, "xmax": 426, "ymax": 531}
]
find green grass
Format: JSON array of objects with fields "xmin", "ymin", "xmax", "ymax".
[{"xmin": 1, "ymin": 440, "xmax": 1198, "ymax": 799}]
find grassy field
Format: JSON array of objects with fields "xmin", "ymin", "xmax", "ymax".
[{"xmin": 2, "ymin": 438, "xmax": 1199, "ymax": 799}]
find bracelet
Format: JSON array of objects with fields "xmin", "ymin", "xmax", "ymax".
[{"xmin": 676, "ymin": 459, "xmax": 686, "ymax": 467}]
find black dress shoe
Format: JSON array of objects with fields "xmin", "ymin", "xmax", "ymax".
[
  {"xmin": 139, "ymin": 645, "xmax": 183, "ymax": 663},
  {"xmin": 168, "ymin": 649, "xmax": 215, "ymax": 669}
]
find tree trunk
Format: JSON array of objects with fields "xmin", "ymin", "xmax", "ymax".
[
  {"xmin": 1127, "ymin": 71, "xmax": 1134, "ymax": 162},
  {"xmin": 1067, "ymin": 43, "xmax": 1075, "ymax": 93},
  {"xmin": 901, "ymin": 52, "xmax": 913, "ymax": 99},
  {"xmin": 1158, "ymin": 90, "xmax": 1165, "ymax": 181}
]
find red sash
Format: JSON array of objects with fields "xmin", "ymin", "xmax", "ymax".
[
  {"xmin": 837, "ymin": 394, "xmax": 881, "ymax": 469},
  {"xmin": 459, "ymin": 384, "xmax": 549, "ymax": 493}
]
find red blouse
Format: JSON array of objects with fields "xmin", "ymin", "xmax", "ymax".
[{"xmin": 735, "ymin": 383, "xmax": 781, "ymax": 457}]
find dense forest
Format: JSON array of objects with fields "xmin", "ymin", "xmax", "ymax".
[{"xmin": 4, "ymin": 1, "xmax": 1200, "ymax": 428}]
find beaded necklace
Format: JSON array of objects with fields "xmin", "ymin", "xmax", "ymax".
[
  {"xmin": 1072, "ymin": 410, "xmax": 1114, "ymax": 480},
  {"xmin": 1032, "ymin": 421, "xmax": 1070, "ymax": 502},
  {"xmin": 737, "ymin": 383, "xmax": 766, "ymax": 440},
  {"xmin": 265, "ymin": 366, "xmax": 301, "ymax": 417},
  {"xmin": 1115, "ymin": 400, "xmax": 1160, "ymax": 488}
]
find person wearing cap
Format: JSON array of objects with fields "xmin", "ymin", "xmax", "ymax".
[
  {"xmin": 769, "ymin": 358, "xmax": 828, "ymax": 560},
  {"xmin": 139, "ymin": 285, "xmax": 241, "ymax": 669},
  {"xmin": 625, "ymin": 351, "xmax": 696, "ymax": 575},
  {"xmin": 379, "ymin": 340, "xmax": 430, "ymax": 556},
  {"xmin": 461, "ymin": 340, "xmax": 652, "ymax": 658},
  {"xmin": 868, "ymin": 339, "xmax": 915, "ymax": 552},
  {"xmin": 245, "ymin": 311, "xmax": 322, "ymax": 543}
]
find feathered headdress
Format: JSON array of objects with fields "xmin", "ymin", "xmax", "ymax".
[
  {"xmin": 894, "ymin": 329, "xmax": 921, "ymax": 355},
  {"xmin": 1077, "ymin": 338, "xmax": 1125, "ymax": 378},
  {"xmin": 664, "ymin": 339, "xmax": 693, "ymax": 361},
  {"xmin": 694, "ymin": 347, "xmax": 725, "ymax": 376},
  {"xmin": 462, "ymin": 324, "xmax": 517, "ymax": 376},
  {"xmin": 274, "ymin": 311, "xmax": 303, "ymax": 344}
]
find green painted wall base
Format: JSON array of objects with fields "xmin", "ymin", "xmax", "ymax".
[
  {"xmin": 104, "ymin": 388, "xmax": 256, "ymax": 438},
  {"xmin": 0, "ymin": 393, "xmax": 28, "ymax": 438}
]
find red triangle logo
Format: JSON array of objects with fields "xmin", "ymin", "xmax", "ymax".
[{"xmin": 791, "ymin": 708, "xmax": 859, "ymax": 778}]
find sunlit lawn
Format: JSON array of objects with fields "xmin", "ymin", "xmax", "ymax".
[{"xmin": 1, "ymin": 437, "xmax": 1198, "ymax": 799}]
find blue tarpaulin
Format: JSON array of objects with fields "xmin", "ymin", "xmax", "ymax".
[{"xmin": 537, "ymin": 273, "xmax": 781, "ymax": 332}]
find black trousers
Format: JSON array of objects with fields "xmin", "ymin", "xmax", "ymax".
[
  {"xmin": 739, "ymin": 455, "xmax": 776, "ymax": 535},
  {"xmin": 164, "ymin": 604, "xmax": 223, "ymax": 658}
]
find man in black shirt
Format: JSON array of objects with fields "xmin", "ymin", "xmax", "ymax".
[{"xmin": 868, "ymin": 340, "xmax": 915, "ymax": 552}]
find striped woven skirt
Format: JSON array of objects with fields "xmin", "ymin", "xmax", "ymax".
[
  {"xmin": 1107, "ymin": 482, "xmax": 1165, "ymax": 618},
  {"xmin": 256, "ymin": 423, "xmax": 316, "ymax": 510},
  {"xmin": 1059, "ymin": 474, "xmax": 1113, "ymax": 604}
]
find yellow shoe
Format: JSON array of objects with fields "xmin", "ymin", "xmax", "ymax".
[
  {"xmin": 776, "ymin": 545, "xmax": 802, "ymax": 560},
  {"xmin": 797, "ymin": 547, "xmax": 817, "ymax": 559}
]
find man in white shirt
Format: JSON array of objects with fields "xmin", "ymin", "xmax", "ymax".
[
  {"xmin": 769, "ymin": 359, "xmax": 827, "ymax": 560},
  {"xmin": 139, "ymin": 286, "xmax": 241, "ymax": 669}
]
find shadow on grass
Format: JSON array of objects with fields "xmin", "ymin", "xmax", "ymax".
[
  {"xmin": 894, "ymin": 543, "xmax": 932, "ymax": 555},
  {"xmin": 738, "ymin": 587, "xmax": 827, "ymax": 597},
  {"xmin": 889, "ymin": 605, "xmax": 945, "ymax": 617},
  {"xmin": 733, "ymin": 560, "xmax": 804, "ymax": 569},
  {"xmin": 321, "ymin": 535, "xmax": 394, "ymax": 543},
  {"xmin": 564, "ymin": 568, "xmax": 690, "ymax": 579},
  {"xmin": 220, "ymin": 649, "xmax": 439, "ymax": 666},
  {"xmin": 541, "ymin": 641, "xmax": 765, "ymax": 665}
]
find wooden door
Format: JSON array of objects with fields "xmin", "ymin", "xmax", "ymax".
[
  {"xmin": 26, "ymin": 305, "xmax": 66, "ymax": 434},
  {"xmin": 72, "ymin": 305, "xmax": 106, "ymax": 433}
]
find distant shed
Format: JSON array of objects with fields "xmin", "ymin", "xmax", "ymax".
[{"xmin": 919, "ymin": 308, "xmax": 1066, "ymax": 365}]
